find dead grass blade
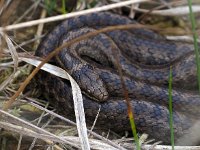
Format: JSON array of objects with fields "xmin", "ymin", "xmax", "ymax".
[
  {"xmin": 134, "ymin": 5, "xmax": 200, "ymax": 16},
  {"xmin": 0, "ymin": 0, "xmax": 22, "ymax": 26},
  {"xmin": 19, "ymin": 57, "xmax": 90, "ymax": 150},
  {"xmin": 0, "ymin": 33, "xmax": 18, "ymax": 91},
  {"xmin": 141, "ymin": 144, "xmax": 200, "ymax": 150}
]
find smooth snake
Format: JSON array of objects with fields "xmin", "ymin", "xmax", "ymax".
[{"xmin": 35, "ymin": 12, "xmax": 200, "ymax": 144}]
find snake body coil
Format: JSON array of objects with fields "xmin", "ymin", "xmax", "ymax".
[{"xmin": 35, "ymin": 12, "xmax": 200, "ymax": 144}]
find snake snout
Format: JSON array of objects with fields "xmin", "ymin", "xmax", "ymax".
[{"xmin": 72, "ymin": 64, "xmax": 109, "ymax": 102}]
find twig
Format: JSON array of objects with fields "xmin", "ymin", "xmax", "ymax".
[{"xmin": 2, "ymin": 24, "xmax": 159, "ymax": 111}]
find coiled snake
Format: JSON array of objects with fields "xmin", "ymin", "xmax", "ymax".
[{"xmin": 35, "ymin": 12, "xmax": 200, "ymax": 144}]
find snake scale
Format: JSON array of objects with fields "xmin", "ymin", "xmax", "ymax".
[{"xmin": 35, "ymin": 12, "xmax": 200, "ymax": 144}]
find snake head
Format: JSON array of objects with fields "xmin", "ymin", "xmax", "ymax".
[{"xmin": 72, "ymin": 64, "xmax": 108, "ymax": 102}]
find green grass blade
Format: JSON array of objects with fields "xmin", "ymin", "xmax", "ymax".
[
  {"xmin": 61, "ymin": 0, "xmax": 67, "ymax": 14},
  {"xmin": 129, "ymin": 110, "xmax": 140, "ymax": 150},
  {"xmin": 188, "ymin": 0, "xmax": 200, "ymax": 92},
  {"xmin": 168, "ymin": 66, "xmax": 174, "ymax": 150}
]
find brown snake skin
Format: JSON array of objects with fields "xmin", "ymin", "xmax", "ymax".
[{"xmin": 35, "ymin": 12, "xmax": 200, "ymax": 144}]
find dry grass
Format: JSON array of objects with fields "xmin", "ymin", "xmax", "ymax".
[{"xmin": 0, "ymin": 0, "xmax": 200, "ymax": 149}]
